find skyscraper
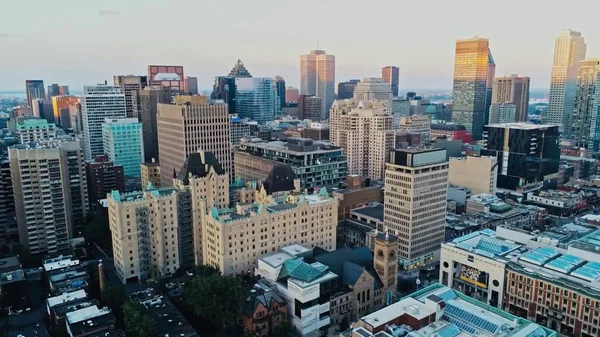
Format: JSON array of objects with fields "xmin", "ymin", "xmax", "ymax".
[
  {"xmin": 275, "ymin": 76, "xmax": 286, "ymax": 111},
  {"xmin": 382, "ymin": 66, "xmax": 399, "ymax": 97},
  {"xmin": 25, "ymin": 80, "xmax": 45, "ymax": 107},
  {"xmin": 545, "ymin": 30, "xmax": 587, "ymax": 135},
  {"xmin": 285, "ymin": 86, "xmax": 299, "ymax": 103},
  {"xmin": 133, "ymin": 86, "xmax": 171, "ymax": 161},
  {"xmin": 298, "ymin": 95, "xmax": 322, "ymax": 120},
  {"xmin": 58, "ymin": 85, "xmax": 69, "ymax": 96},
  {"xmin": 80, "ymin": 84, "xmax": 127, "ymax": 160},
  {"xmin": 235, "ymin": 77, "xmax": 280, "ymax": 123},
  {"xmin": 337, "ymin": 79, "xmax": 360, "ymax": 100},
  {"xmin": 573, "ymin": 59, "xmax": 600, "ymax": 149},
  {"xmin": 147, "ymin": 65, "xmax": 185, "ymax": 91},
  {"xmin": 103, "ymin": 118, "xmax": 145, "ymax": 178},
  {"xmin": 229, "ymin": 59, "xmax": 252, "ymax": 77},
  {"xmin": 52, "ymin": 96, "xmax": 80, "ymax": 128},
  {"xmin": 491, "ymin": 75, "xmax": 530, "ymax": 122},
  {"xmin": 113, "ymin": 75, "xmax": 148, "ymax": 118},
  {"xmin": 451, "ymin": 37, "xmax": 495, "ymax": 140},
  {"xmin": 353, "ymin": 78, "xmax": 393, "ymax": 101},
  {"xmin": 0, "ymin": 157, "xmax": 16, "ymax": 242},
  {"xmin": 9, "ymin": 139, "xmax": 88, "ymax": 254},
  {"xmin": 184, "ymin": 76, "xmax": 199, "ymax": 94},
  {"xmin": 47, "ymin": 83, "xmax": 60, "ymax": 99},
  {"xmin": 384, "ymin": 148, "xmax": 448, "ymax": 270},
  {"xmin": 300, "ymin": 50, "xmax": 335, "ymax": 119},
  {"xmin": 157, "ymin": 100, "xmax": 232, "ymax": 186},
  {"xmin": 210, "ymin": 60, "xmax": 253, "ymax": 115}
]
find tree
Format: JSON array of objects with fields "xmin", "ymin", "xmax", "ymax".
[
  {"xmin": 102, "ymin": 285, "xmax": 127, "ymax": 309},
  {"xmin": 184, "ymin": 273, "xmax": 247, "ymax": 329},
  {"xmin": 272, "ymin": 321, "xmax": 291, "ymax": 337},
  {"xmin": 339, "ymin": 315, "xmax": 350, "ymax": 332},
  {"xmin": 123, "ymin": 301, "xmax": 155, "ymax": 337},
  {"xmin": 83, "ymin": 213, "xmax": 111, "ymax": 251}
]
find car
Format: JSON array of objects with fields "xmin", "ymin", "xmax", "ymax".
[{"xmin": 426, "ymin": 266, "xmax": 436, "ymax": 271}]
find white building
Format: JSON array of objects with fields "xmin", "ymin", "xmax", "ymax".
[
  {"xmin": 353, "ymin": 78, "xmax": 392, "ymax": 102},
  {"xmin": 489, "ymin": 103, "xmax": 517, "ymax": 124},
  {"xmin": 80, "ymin": 84, "xmax": 127, "ymax": 160},
  {"xmin": 15, "ymin": 119, "xmax": 57, "ymax": 143}
]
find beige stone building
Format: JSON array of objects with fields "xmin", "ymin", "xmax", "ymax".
[
  {"xmin": 329, "ymin": 99, "xmax": 394, "ymax": 180},
  {"xmin": 384, "ymin": 148, "xmax": 448, "ymax": 270},
  {"xmin": 399, "ymin": 115, "xmax": 431, "ymax": 140},
  {"xmin": 157, "ymin": 99, "xmax": 232, "ymax": 186},
  {"xmin": 141, "ymin": 160, "xmax": 160, "ymax": 190},
  {"xmin": 233, "ymin": 151, "xmax": 274, "ymax": 182},
  {"xmin": 449, "ymin": 155, "xmax": 498, "ymax": 194},
  {"xmin": 108, "ymin": 187, "xmax": 182, "ymax": 283},
  {"xmin": 491, "ymin": 75, "xmax": 530, "ymax": 123}
]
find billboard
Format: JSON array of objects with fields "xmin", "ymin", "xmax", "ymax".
[{"xmin": 459, "ymin": 265, "xmax": 488, "ymax": 289}]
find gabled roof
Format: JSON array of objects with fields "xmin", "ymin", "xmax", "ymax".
[
  {"xmin": 242, "ymin": 283, "xmax": 286, "ymax": 317},
  {"xmin": 263, "ymin": 164, "xmax": 296, "ymax": 195},
  {"xmin": 176, "ymin": 152, "xmax": 225, "ymax": 185},
  {"xmin": 315, "ymin": 247, "xmax": 383, "ymax": 289}
]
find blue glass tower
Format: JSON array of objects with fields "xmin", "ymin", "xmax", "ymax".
[
  {"xmin": 102, "ymin": 118, "xmax": 144, "ymax": 178},
  {"xmin": 234, "ymin": 77, "xmax": 280, "ymax": 124}
]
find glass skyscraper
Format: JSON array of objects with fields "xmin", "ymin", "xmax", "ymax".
[
  {"xmin": 103, "ymin": 118, "xmax": 145, "ymax": 178},
  {"xmin": 235, "ymin": 77, "xmax": 279, "ymax": 124}
]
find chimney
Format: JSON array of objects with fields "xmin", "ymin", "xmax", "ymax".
[{"xmin": 98, "ymin": 260, "xmax": 106, "ymax": 298}]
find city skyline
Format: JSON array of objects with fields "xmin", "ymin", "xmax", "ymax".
[{"xmin": 1, "ymin": 0, "xmax": 599, "ymax": 92}]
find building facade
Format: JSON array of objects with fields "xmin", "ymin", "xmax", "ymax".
[
  {"xmin": 449, "ymin": 155, "xmax": 498, "ymax": 194},
  {"xmin": 0, "ymin": 158, "xmax": 17, "ymax": 241},
  {"xmin": 300, "ymin": 50, "xmax": 335, "ymax": 119},
  {"xmin": 489, "ymin": 103, "xmax": 517, "ymax": 124},
  {"xmin": 572, "ymin": 59, "xmax": 600, "ymax": 149},
  {"xmin": 85, "ymin": 155, "xmax": 125, "ymax": 210},
  {"xmin": 15, "ymin": 118, "xmax": 57, "ymax": 143},
  {"xmin": 80, "ymin": 85, "xmax": 127, "ymax": 160},
  {"xmin": 285, "ymin": 86, "xmax": 299, "ymax": 104},
  {"xmin": 337, "ymin": 79, "xmax": 360, "ymax": 100},
  {"xmin": 25, "ymin": 80, "xmax": 45, "ymax": 107},
  {"xmin": 384, "ymin": 148, "xmax": 448, "ymax": 270},
  {"xmin": 353, "ymin": 78, "xmax": 392, "ymax": 102},
  {"xmin": 398, "ymin": 115, "xmax": 430, "ymax": 141},
  {"xmin": 102, "ymin": 118, "xmax": 144, "ymax": 178},
  {"xmin": 382, "ymin": 66, "xmax": 399, "ymax": 97},
  {"xmin": 140, "ymin": 160, "xmax": 160, "ymax": 189},
  {"xmin": 52, "ymin": 96, "xmax": 80, "ymax": 128},
  {"xmin": 132, "ymin": 86, "xmax": 171, "ymax": 161},
  {"xmin": 298, "ymin": 95, "xmax": 322, "ymax": 120},
  {"xmin": 491, "ymin": 75, "xmax": 530, "ymax": 122},
  {"xmin": 147, "ymin": 65, "xmax": 185, "ymax": 91},
  {"xmin": 235, "ymin": 77, "xmax": 280, "ymax": 124},
  {"xmin": 113, "ymin": 75, "xmax": 148, "ymax": 118},
  {"xmin": 544, "ymin": 30, "xmax": 587, "ymax": 135},
  {"xmin": 184, "ymin": 76, "xmax": 198, "ymax": 94}
]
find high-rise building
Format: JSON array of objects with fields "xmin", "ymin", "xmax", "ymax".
[
  {"xmin": 384, "ymin": 148, "xmax": 449, "ymax": 270},
  {"xmin": 102, "ymin": 118, "xmax": 144, "ymax": 178},
  {"xmin": 235, "ymin": 77, "xmax": 280, "ymax": 123},
  {"xmin": 489, "ymin": 103, "xmax": 517, "ymax": 124},
  {"xmin": 31, "ymin": 98, "xmax": 54, "ymax": 122},
  {"xmin": 157, "ymin": 100, "xmax": 232, "ymax": 186},
  {"xmin": 113, "ymin": 75, "xmax": 148, "ymax": 118},
  {"xmin": 25, "ymin": 80, "xmax": 45, "ymax": 107},
  {"xmin": 132, "ymin": 86, "xmax": 171, "ymax": 161},
  {"xmin": 9, "ymin": 139, "xmax": 88, "ymax": 254},
  {"xmin": 481, "ymin": 123, "xmax": 560, "ymax": 191},
  {"xmin": 58, "ymin": 85, "xmax": 69, "ymax": 96},
  {"xmin": 382, "ymin": 66, "xmax": 400, "ymax": 97},
  {"xmin": 0, "ymin": 157, "xmax": 17, "ymax": 241},
  {"xmin": 449, "ymin": 156, "xmax": 498, "ymax": 194},
  {"xmin": 329, "ymin": 99, "xmax": 394, "ymax": 180},
  {"xmin": 545, "ymin": 30, "xmax": 587, "ymax": 135},
  {"xmin": 184, "ymin": 76, "xmax": 198, "ymax": 94},
  {"xmin": 85, "ymin": 155, "xmax": 125, "ymax": 210},
  {"xmin": 275, "ymin": 76, "xmax": 286, "ymax": 111},
  {"xmin": 572, "ymin": 59, "xmax": 600, "ymax": 149},
  {"xmin": 298, "ymin": 95, "xmax": 322, "ymax": 120},
  {"xmin": 15, "ymin": 118, "xmax": 57, "ymax": 143},
  {"xmin": 491, "ymin": 75, "xmax": 530, "ymax": 122},
  {"xmin": 353, "ymin": 78, "xmax": 392, "ymax": 101},
  {"xmin": 147, "ymin": 65, "xmax": 185, "ymax": 91},
  {"xmin": 398, "ymin": 115, "xmax": 431, "ymax": 141},
  {"xmin": 451, "ymin": 37, "xmax": 495, "ymax": 140},
  {"xmin": 80, "ymin": 84, "xmax": 127, "ymax": 160},
  {"xmin": 285, "ymin": 86, "xmax": 299, "ymax": 103},
  {"xmin": 52, "ymin": 96, "xmax": 79, "ymax": 128},
  {"xmin": 229, "ymin": 59, "xmax": 252, "ymax": 77},
  {"xmin": 47, "ymin": 83, "xmax": 60, "ymax": 99},
  {"xmin": 300, "ymin": 50, "xmax": 335, "ymax": 119},
  {"xmin": 337, "ymin": 79, "xmax": 360, "ymax": 100},
  {"xmin": 211, "ymin": 76, "xmax": 236, "ymax": 114}
]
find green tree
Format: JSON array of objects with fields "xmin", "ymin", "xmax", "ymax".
[
  {"xmin": 102, "ymin": 285, "xmax": 127, "ymax": 309},
  {"xmin": 339, "ymin": 315, "xmax": 350, "ymax": 331},
  {"xmin": 184, "ymin": 273, "xmax": 246, "ymax": 329},
  {"xmin": 83, "ymin": 213, "xmax": 111, "ymax": 251},
  {"xmin": 123, "ymin": 301, "xmax": 155, "ymax": 337},
  {"xmin": 272, "ymin": 321, "xmax": 291, "ymax": 337}
]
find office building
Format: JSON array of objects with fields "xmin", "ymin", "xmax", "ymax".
[
  {"xmin": 108, "ymin": 187, "xmax": 183, "ymax": 283},
  {"xmin": 184, "ymin": 76, "xmax": 198, "ymax": 94},
  {"xmin": 157, "ymin": 100, "xmax": 232, "ymax": 186},
  {"xmin": 382, "ymin": 66, "xmax": 399, "ymax": 97},
  {"xmin": 285, "ymin": 86, "xmax": 299, "ymax": 103},
  {"xmin": 229, "ymin": 59, "xmax": 252, "ymax": 77},
  {"xmin": 85, "ymin": 155, "xmax": 125, "ymax": 210},
  {"xmin": 80, "ymin": 84, "xmax": 127, "ymax": 160},
  {"xmin": 140, "ymin": 160, "xmax": 160, "ymax": 189},
  {"xmin": 572, "ymin": 59, "xmax": 600, "ymax": 149},
  {"xmin": 545, "ymin": 30, "xmax": 587, "ymax": 135},
  {"xmin": 350, "ymin": 283, "xmax": 554, "ymax": 337},
  {"xmin": 102, "ymin": 118, "xmax": 144, "ymax": 178},
  {"xmin": 298, "ymin": 95, "xmax": 322, "ymax": 120},
  {"xmin": 9, "ymin": 140, "xmax": 88, "ymax": 254},
  {"xmin": 25, "ymin": 80, "xmax": 45, "ymax": 107},
  {"xmin": 230, "ymin": 116, "xmax": 255, "ymax": 145},
  {"xmin": 15, "ymin": 118, "xmax": 57, "ymax": 143},
  {"xmin": 449, "ymin": 155, "xmax": 498, "ymax": 194},
  {"xmin": 491, "ymin": 75, "xmax": 530, "ymax": 122},
  {"xmin": 399, "ymin": 115, "xmax": 430, "ymax": 141},
  {"xmin": 47, "ymin": 83, "xmax": 60, "ymax": 99},
  {"xmin": 31, "ymin": 98, "xmax": 54, "ymax": 122},
  {"xmin": 147, "ymin": 65, "xmax": 185, "ymax": 91},
  {"xmin": 235, "ymin": 138, "xmax": 347, "ymax": 189},
  {"xmin": 132, "ymin": 86, "xmax": 171, "ymax": 161},
  {"xmin": 489, "ymin": 103, "xmax": 517, "ymax": 124},
  {"xmin": 235, "ymin": 77, "xmax": 280, "ymax": 123},
  {"xmin": 301, "ymin": 121, "xmax": 330, "ymax": 141},
  {"xmin": 385, "ymin": 148, "xmax": 449, "ymax": 270},
  {"xmin": 451, "ymin": 37, "xmax": 495, "ymax": 140},
  {"xmin": 337, "ymin": 79, "xmax": 360, "ymax": 100},
  {"xmin": 59, "ymin": 85, "xmax": 69, "ymax": 96},
  {"xmin": 353, "ymin": 78, "xmax": 392, "ymax": 102},
  {"xmin": 300, "ymin": 50, "xmax": 335, "ymax": 119},
  {"xmin": 52, "ymin": 96, "xmax": 79, "ymax": 128},
  {"xmin": 481, "ymin": 123, "xmax": 560, "ymax": 191},
  {"xmin": 113, "ymin": 75, "xmax": 148, "ymax": 118},
  {"xmin": 329, "ymin": 99, "xmax": 394, "ymax": 180},
  {"xmin": 0, "ymin": 158, "xmax": 17, "ymax": 241},
  {"xmin": 275, "ymin": 76, "xmax": 286, "ymax": 112},
  {"xmin": 211, "ymin": 76, "xmax": 236, "ymax": 114}
]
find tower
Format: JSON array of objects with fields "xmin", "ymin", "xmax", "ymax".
[{"xmin": 373, "ymin": 228, "xmax": 399, "ymax": 305}]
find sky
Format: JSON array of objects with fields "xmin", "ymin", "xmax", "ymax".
[{"xmin": 1, "ymin": 0, "xmax": 599, "ymax": 92}]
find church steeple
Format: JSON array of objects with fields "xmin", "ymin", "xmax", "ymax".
[{"xmin": 374, "ymin": 227, "xmax": 399, "ymax": 305}]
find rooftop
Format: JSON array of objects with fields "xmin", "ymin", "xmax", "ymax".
[
  {"xmin": 446, "ymin": 229, "xmax": 523, "ymax": 260},
  {"xmin": 240, "ymin": 138, "xmax": 341, "ymax": 155},
  {"xmin": 47, "ymin": 289, "xmax": 87, "ymax": 308},
  {"xmin": 485, "ymin": 123, "xmax": 558, "ymax": 130},
  {"xmin": 43, "ymin": 256, "xmax": 80, "ymax": 272},
  {"xmin": 66, "ymin": 305, "xmax": 111, "ymax": 325},
  {"xmin": 351, "ymin": 204, "xmax": 384, "ymax": 222}
]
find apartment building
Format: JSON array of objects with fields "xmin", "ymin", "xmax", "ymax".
[
  {"xmin": 15, "ymin": 118, "xmax": 57, "ymax": 143},
  {"xmin": 85, "ymin": 155, "xmax": 125, "ymax": 210},
  {"xmin": 399, "ymin": 115, "xmax": 430, "ymax": 141},
  {"xmin": 329, "ymin": 99, "xmax": 394, "ymax": 180}
]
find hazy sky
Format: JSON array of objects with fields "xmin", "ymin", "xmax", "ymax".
[{"xmin": 1, "ymin": 0, "xmax": 599, "ymax": 92}]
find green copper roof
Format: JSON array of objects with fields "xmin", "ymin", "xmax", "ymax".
[{"xmin": 278, "ymin": 259, "xmax": 329, "ymax": 283}]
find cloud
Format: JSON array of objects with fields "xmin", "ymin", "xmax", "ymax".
[
  {"xmin": 98, "ymin": 10, "xmax": 120, "ymax": 16},
  {"xmin": 0, "ymin": 33, "xmax": 18, "ymax": 39}
]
